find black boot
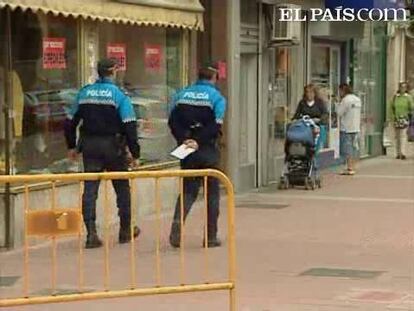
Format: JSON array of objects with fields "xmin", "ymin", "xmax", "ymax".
[
  {"xmin": 85, "ymin": 223, "xmax": 103, "ymax": 249},
  {"xmin": 203, "ymin": 224, "xmax": 221, "ymax": 248},
  {"xmin": 169, "ymin": 221, "xmax": 181, "ymax": 248},
  {"xmin": 203, "ymin": 233, "xmax": 222, "ymax": 248},
  {"xmin": 119, "ymin": 225, "xmax": 140, "ymax": 244},
  {"xmin": 203, "ymin": 237, "xmax": 222, "ymax": 248}
]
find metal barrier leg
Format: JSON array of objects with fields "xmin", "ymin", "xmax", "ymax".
[
  {"xmin": 179, "ymin": 177, "xmax": 185, "ymax": 285},
  {"xmin": 130, "ymin": 179, "xmax": 137, "ymax": 289},
  {"xmin": 154, "ymin": 178, "xmax": 162, "ymax": 287},
  {"xmin": 78, "ymin": 182, "xmax": 84, "ymax": 292},
  {"xmin": 226, "ymin": 182, "xmax": 237, "ymax": 311},
  {"xmin": 103, "ymin": 180, "xmax": 110, "ymax": 291},
  {"xmin": 51, "ymin": 182, "xmax": 57, "ymax": 295},
  {"xmin": 23, "ymin": 184, "xmax": 30, "ymax": 298},
  {"xmin": 203, "ymin": 176, "xmax": 209, "ymax": 283}
]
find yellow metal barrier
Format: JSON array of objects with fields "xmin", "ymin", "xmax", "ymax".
[{"xmin": 0, "ymin": 169, "xmax": 236, "ymax": 310}]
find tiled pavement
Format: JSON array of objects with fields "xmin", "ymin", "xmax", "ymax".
[{"xmin": 1, "ymin": 153, "xmax": 414, "ymax": 310}]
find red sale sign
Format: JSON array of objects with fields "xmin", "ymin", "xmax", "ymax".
[
  {"xmin": 107, "ymin": 43, "xmax": 127, "ymax": 71},
  {"xmin": 217, "ymin": 61, "xmax": 227, "ymax": 80},
  {"xmin": 144, "ymin": 44, "xmax": 162, "ymax": 72},
  {"xmin": 43, "ymin": 38, "xmax": 66, "ymax": 69}
]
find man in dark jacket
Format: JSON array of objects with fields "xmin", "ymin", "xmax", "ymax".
[
  {"xmin": 64, "ymin": 58, "xmax": 140, "ymax": 249},
  {"xmin": 168, "ymin": 63, "xmax": 226, "ymax": 248}
]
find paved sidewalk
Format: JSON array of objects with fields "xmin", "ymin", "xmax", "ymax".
[{"xmin": 1, "ymin": 155, "xmax": 414, "ymax": 310}]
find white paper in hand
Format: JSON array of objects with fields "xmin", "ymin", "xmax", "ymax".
[{"xmin": 170, "ymin": 144, "xmax": 196, "ymax": 160}]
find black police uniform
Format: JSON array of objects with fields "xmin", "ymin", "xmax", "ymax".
[
  {"xmin": 168, "ymin": 78, "xmax": 226, "ymax": 247},
  {"xmin": 64, "ymin": 59, "xmax": 140, "ymax": 247}
]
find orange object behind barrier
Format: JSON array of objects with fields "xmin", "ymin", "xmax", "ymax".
[{"xmin": 26, "ymin": 209, "xmax": 82, "ymax": 237}]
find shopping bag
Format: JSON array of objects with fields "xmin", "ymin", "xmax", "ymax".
[
  {"xmin": 383, "ymin": 125, "xmax": 393, "ymax": 147},
  {"xmin": 408, "ymin": 117, "xmax": 414, "ymax": 142}
]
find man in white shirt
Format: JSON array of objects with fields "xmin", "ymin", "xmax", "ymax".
[{"xmin": 336, "ymin": 83, "xmax": 362, "ymax": 175}]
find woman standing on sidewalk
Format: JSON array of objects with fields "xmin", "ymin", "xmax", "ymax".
[
  {"xmin": 387, "ymin": 82, "xmax": 413, "ymax": 160},
  {"xmin": 293, "ymin": 84, "xmax": 329, "ymax": 151}
]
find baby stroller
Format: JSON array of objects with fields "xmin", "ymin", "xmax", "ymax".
[{"xmin": 279, "ymin": 116, "xmax": 322, "ymax": 190}]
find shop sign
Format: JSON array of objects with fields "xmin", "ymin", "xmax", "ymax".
[
  {"xmin": 43, "ymin": 38, "xmax": 66, "ymax": 69},
  {"xmin": 217, "ymin": 61, "xmax": 227, "ymax": 80},
  {"xmin": 144, "ymin": 44, "xmax": 162, "ymax": 72},
  {"xmin": 107, "ymin": 43, "xmax": 127, "ymax": 71}
]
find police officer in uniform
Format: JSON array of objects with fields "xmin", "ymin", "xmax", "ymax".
[
  {"xmin": 64, "ymin": 58, "xmax": 140, "ymax": 249},
  {"xmin": 168, "ymin": 63, "xmax": 226, "ymax": 248}
]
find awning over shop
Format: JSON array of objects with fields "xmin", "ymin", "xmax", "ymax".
[{"xmin": 0, "ymin": 0, "xmax": 204, "ymax": 30}]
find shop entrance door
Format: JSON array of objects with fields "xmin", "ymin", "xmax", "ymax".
[
  {"xmin": 311, "ymin": 43, "xmax": 341, "ymax": 158},
  {"xmin": 238, "ymin": 53, "xmax": 258, "ymax": 190},
  {"xmin": 265, "ymin": 47, "xmax": 290, "ymax": 184},
  {"xmin": 357, "ymin": 91, "xmax": 369, "ymax": 157},
  {"xmin": 0, "ymin": 9, "xmax": 8, "ymax": 247},
  {"xmin": 329, "ymin": 46, "xmax": 341, "ymax": 158}
]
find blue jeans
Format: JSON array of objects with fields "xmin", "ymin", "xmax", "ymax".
[{"xmin": 340, "ymin": 131, "xmax": 359, "ymax": 159}]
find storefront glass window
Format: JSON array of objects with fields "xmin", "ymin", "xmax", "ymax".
[
  {"xmin": 311, "ymin": 45, "xmax": 330, "ymax": 88},
  {"xmin": 273, "ymin": 47, "xmax": 290, "ymax": 156},
  {"xmin": 0, "ymin": 10, "xmax": 6, "ymax": 174},
  {"xmin": 98, "ymin": 23, "xmax": 183, "ymax": 165},
  {"xmin": 406, "ymin": 29, "xmax": 414, "ymax": 90},
  {"xmin": 10, "ymin": 11, "xmax": 79, "ymax": 174},
  {"xmin": 352, "ymin": 22, "xmax": 386, "ymax": 156},
  {"xmin": 311, "ymin": 43, "xmax": 341, "ymax": 150}
]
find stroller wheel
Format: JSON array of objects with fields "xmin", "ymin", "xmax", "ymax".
[
  {"xmin": 305, "ymin": 177, "xmax": 316, "ymax": 190},
  {"xmin": 279, "ymin": 177, "xmax": 290, "ymax": 190},
  {"xmin": 304, "ymin": 177, "xmax": 310, "ymax": 190},
  {"xmin": 316, "ymin": 177, "xmax": 322, "ymax": 188},
  {"xmin": 285, "ymin": 178, "xmax": 290, "ymax": 189}
]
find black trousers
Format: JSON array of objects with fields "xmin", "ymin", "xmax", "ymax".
[
  {"xmin": 81, "ymin": 136, "xmax": 131, "ymax": 229},
  {"xmin": 172, "ymin": 144, "xmax": 220, "ymax": 238}
]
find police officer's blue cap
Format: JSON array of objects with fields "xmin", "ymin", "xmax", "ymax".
[{"xmin": 97, "ymin": 58, "xmax": 118, "ymax": 76}]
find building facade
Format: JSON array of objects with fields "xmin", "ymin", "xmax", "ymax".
[{"xmin": 224, "ymin": 0, "xmax": 389, "ymax": 192}]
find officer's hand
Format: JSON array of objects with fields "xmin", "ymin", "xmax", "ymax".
[
  {"xmin": 68, "ymin": 149, "xmax": 79, "ymax": 161},
  {"xmin": 126, "ymin": 149, "xmax": 134, "ymax": 163},
  {"xmin": 184, "ymin": 139, "xmax": 199, "ymax": 150},
  {"xmin": 129, "ymin": 159, "xmax": 140, "ymax": 170},
  {"xmin": 131, "ymin": 159, "xmax": 140, "ymax": 170}
]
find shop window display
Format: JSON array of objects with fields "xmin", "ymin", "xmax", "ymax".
[
  {"xmin": 10, "ymin": 11, "xmax": 79, "ymax": 174},
  {"xmin": 4, "ymin": 10, "xmax": 185, "ymax": 173},
  {"xmin": 0, "ymin": 10, "xmax": 6, "ymax": 174},
  {"xmin": 274, "ymin": 48, "xmax": 290, "ymax": 155},
  {"xmin": 98, "ymin": 23, "xmax": 183, "ymax": 165},
  {"xmin": 311, "ymin": 43, "xmax": 341, "ymax": 150},
  {"xmin": 352, "ymin": 22, "xmax": 386, "ymax": 156}
]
